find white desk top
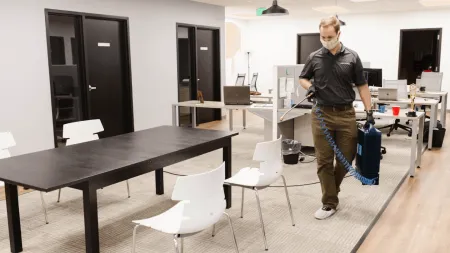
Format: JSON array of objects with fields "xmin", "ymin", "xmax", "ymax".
[
  {"xmin": 250, "ymin": 94, "xmax": 273, "ymax": 99},
  {"xmin": 355, "ymin": 108, "xmax": 425, "ymax": 120},
  {"xmin": 174, "ymin": 100, "xmax": 271, "ymax": 110},
  {"xmin": 373, "ymin": 97, "xmax": 439, "ymax": 106},
  {"xmin": 248, "ymin": 108, "xmax": 310, "ymax": 122}
]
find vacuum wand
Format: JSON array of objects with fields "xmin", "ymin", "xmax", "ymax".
[{"xmin": 280, "ymin": 93, "xmax": 314, "ymax": 122}]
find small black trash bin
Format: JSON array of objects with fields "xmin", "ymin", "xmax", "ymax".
[
  {"xmin": 282, "ymin": 139, "xmax": 301, "ymax": 165},
  {"xmin": 432, "ymin": 128, "xmax": 446, "ymax": 148}
]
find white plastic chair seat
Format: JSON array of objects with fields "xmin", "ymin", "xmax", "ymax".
[
  {"xmin": 133, "ymin": 200, "xmax": 225, "ymax": 234},
  {"xmin": 225, "ymin": 167, "xmax": 276, "ymax": 188}
]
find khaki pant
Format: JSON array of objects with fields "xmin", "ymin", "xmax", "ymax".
[{"xmin": 311, "ymin": 105, "xmax": 357, "ymax": 209}]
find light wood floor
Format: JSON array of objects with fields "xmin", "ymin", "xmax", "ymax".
[{"xmin": 1, "ymin": 113, "xmax": 448, "ymax": 252}]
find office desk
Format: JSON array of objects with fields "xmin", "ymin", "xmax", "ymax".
[
  {"xmin": 172, "ymin": 101, "xmax": 271, "ymax": 131},
  {"xmin": 250, "ymin": 94, "xmax": 273, "ymax": 103},
  {"xmin": 416, "ymin": 91, "xmax": 448, "ymax": 128},
  {"xmin": 356, "ymin": 109, "xmax": 425, "ymax": 177},
  {"xmin": 373, "ymin": 98, "xmax": 438, "ymax": 150},
  {"xmin": 0, "ymin": 126, "xmax": 237, "ymax": 253}
]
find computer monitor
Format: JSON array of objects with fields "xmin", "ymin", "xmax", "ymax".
[{"xmin": 363, "ymin": 68, "xmax": 382, "ymax": 87}]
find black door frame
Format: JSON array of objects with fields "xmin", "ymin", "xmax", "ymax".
[
  {"xmin": 297, "ymin": 33, "xmax": 320, "ymax": 64},
  {"xmin": 45, "ymin": 9, "xmax": 134, "ymax": 147},
  {"xmin": 398, "ymin": 28, "xmax": 443, "ymax": 79},
  {"xmin": 176, "ymin": 23, "xmax": 222, "ymax": 123}
]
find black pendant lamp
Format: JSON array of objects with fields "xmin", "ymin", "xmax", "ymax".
[
  {"xmin": 262, "ymin": 0, "xmax": 289, "ymax": 16},
  {"xmin": 336, "ymin": 14, "xmax": 346, "ymax": 26}
]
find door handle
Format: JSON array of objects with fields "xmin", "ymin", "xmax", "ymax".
[{"xmin": 89, "ymin": 85, "xmax": 97, "ymax": 91}]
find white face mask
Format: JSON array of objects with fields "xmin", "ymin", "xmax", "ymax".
[{"xmin": 321, "ymin": 36, "xmax": 340, "ymax": 50}]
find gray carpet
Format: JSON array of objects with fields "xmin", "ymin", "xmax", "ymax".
[{"xmin": 0, "ymin": 118, "xmax": 413, "ymax": 252}]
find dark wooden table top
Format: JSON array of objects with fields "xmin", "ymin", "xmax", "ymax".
[{"xmin": 0, "ymin": 126, "xmax": 237, "ymax": 192}]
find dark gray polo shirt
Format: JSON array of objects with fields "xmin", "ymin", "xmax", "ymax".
[{"xmin": 299, "ymin": 43, "xmax": 366, "ymax": 105}]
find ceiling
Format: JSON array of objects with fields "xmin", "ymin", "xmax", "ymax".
[{"xmin": 190, "ymin": 0, "xmax": 450, "ymax": 19}]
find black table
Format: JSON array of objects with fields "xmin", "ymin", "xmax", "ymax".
[{"xmin": 0, "ymin": 126, "xmax": 238, "ymax": 253}]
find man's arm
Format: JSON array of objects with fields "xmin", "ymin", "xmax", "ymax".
[
  {"xmin": 299, "ymin": 78, "xmax": 312, "ymax": 90},
  {"xmin": 357, "ymin": 84, "xmax": 372, "ymax": 111},
  {"xmin": 299, "ymin": 54, "xmax": 314, "ymax": 91}
]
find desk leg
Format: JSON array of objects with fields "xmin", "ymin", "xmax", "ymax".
[
  {"xmin": 442, "ymin": 94, "xmax": 447, "ymax": 128},
  {"xmin": 229, "ymin": 109, "xmax": 233, "ymax": 131},
  {"xmin": 429, "ymin": 104, "xmax": 437, "ymax": 150},
  {"xmin": 243, "ymin": 110, "xmax": 247, "ymax": 129},
  {"xmin": 191, "ymin": 108, "xmax": 197, "ymax": 128},
  {"xmin": 223, "ymin": 138, "xmax": 232, "ymax": 209},
  {"xmin": 417, "ymin": 116, "xmax": 424, "ymax": 168},
  {"xmin": 155, "ymin": 168, "xmax": 164, "ymax": 195},
  {"xmin": 5, "ymin": 184, "xmax": 22, "ymax": 253},
  {"xmin": 83, "ymin": 183, "xmax": 99, "ymax": 253},
  {"xmin": 409, "ymin": 119, "xmax": 419, "ymax": 177},
  {"xmin": 172, "ymin": 105, "xmax": 178, "ymax": 127}
]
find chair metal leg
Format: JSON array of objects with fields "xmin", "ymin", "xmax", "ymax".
[
  {"xmin": 241, "ymin": 187, "xmax": 244, "ymax": 218},
  {"xmin": 223, "ymin": 212, "xmax": 240, "ymax": 253},
  {"xmin": 254, "ymin": 188, "xmax": 268, "ymax": 250},
  {"xmin": 173, "ymin": 235, "xmax": 180, "ymax": 253},
  {"xmin": 131, "ymin": 225, "xmax": 139, "ymax": 253},
  {"xmin": 126, "ymin": 180, "xmax": 131, "ymax": 198},
  {"xmin": 212, "ymin": 224, "xmax": 216, "ymax": 237},
  {"xmin": 39, "ymin": 192, "xmax": 49, "ymax": 224},
  {"xmin": 180, "ymin": 237, "xmax": 184, "ymax": 253},
  {"xmin": 281, "ymin": 175, "xmax": 295, "ymax": 226},
  {"xmin": 57, "ymin": 189, "xmax": 61, "ymax": 203}
]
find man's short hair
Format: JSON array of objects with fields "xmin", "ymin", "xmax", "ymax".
[{"xmin": 319, "ymin": 16, "xmax": 340, "ymax": 33}]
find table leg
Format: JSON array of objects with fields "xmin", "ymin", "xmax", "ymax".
[
  {"xmin": 243, "ymin": 110, "xmax": 247, "ymax": 129},
  {"xmin": 83, "ymin": 183, "xmax": 99, "ymax": 253},
  {"xmin": 428, "ymin": 104, "xmax": 437, "ymax": 150},
  {"xmin": 191, "ymin": 108, "xmax": 197, "ymax": 128},
  {"xmin": 417, "ymin": 115, "xmax": 424, "ymax": 168},
  {"xmin": 229, "ymin": 109, "xmax": 233, "ymax": 131},
  {"xmin": 409, "ymin": 119, "xmax": 419, "ymax": 177},
  {"xmin": 172, "ymin": 105, "xmax": 178, "ymax": 127},
  {"xmin": 5, "ymin": 184, "xmax": 22, "ymax": 253},
  {"xmin": 223, "ymin": 139, "xmax": 232, "ymax": 209},
  {"xmin": 155, "ymin": 168, "xmax": 164, "ymax": 195},
  {"xmin": 442, "ymin": 94, "xmax": 447, "ymax": 128}
]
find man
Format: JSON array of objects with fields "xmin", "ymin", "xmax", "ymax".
[{"xmin": 299, "ymin": 16, "xmax": 374, "ymax": 220}]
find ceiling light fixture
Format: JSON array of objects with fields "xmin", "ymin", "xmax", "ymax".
[
  {"xmin": 262, "ymin": 0, "xmax": 289, "ymax": 16},
  {"xmin": 350, "ymin": 0, "xmax": 377, "ymax": 2},
  {"xmin": 419, "ymin": 0, "xmax": 450, "ymax": 7}
]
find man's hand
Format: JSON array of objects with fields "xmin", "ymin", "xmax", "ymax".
[
  {"xmin": 365, "ymin": 110, "xmax": 375, "ymax": 128},
  {"xmin": 306, "ymin": 85, "xmax": 316, "ymax": 98}
]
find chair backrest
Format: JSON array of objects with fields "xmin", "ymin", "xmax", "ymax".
[
  {"xmin": 172, "ymin": 162, "xmax": 225, "ymax": 202},
  {"xmin": 253, "ymin": 137, "xmax": 283, "ymax": 184},
  {"xmin": 383, "ymin": 79, "xmax": 408, "ymax": 99},
  {"xmin": 63, "ymin": 119, "xmax": 103, "ymax": 146},
  {"xmin": 250, "ymin": 73, "xmax": 258, "ymax": 91},
  {"xmin": 0, "ymin": 132, "xmax": 16, "ymax": 159},
  {"xmin": 235, "ymin": 73, "xmax": 246, "ymax": 86},
  {"xmin": 421, "ymin": 72, "xmax": 443, "ymax": 91}
]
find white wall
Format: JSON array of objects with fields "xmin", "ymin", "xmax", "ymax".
[
  {"xmin": 240, "ymin": 10, "xmax": 450, "ymax": 101},
  {"xmin": 0, "ymin": 0, "xmax": 225, "ymax": 155},
  {"xmin": 225, "ymin": 18, "xmax": 250, "ymax": 86}
]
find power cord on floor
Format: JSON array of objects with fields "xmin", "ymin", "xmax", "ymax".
[{"xmin": 163, "ymin": 171, "xmax": 351, "ymax": 188}]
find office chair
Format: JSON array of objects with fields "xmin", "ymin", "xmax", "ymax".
[
  {"xmin": 250, "ymin": 73, "xmax": 258, "ymax": 91},
  {"xmin": 418, "ymin": 72, "xmax": 444, "ymax": 120},
  {"xmin": 377, "ymin": 79, "xmax": 412, "ymax": 137},
  {"xmin": 235, "ymin": 73, "xmax": 246, "ymax": 86}
]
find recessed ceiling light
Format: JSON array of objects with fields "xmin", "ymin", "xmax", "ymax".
[
  {"xmin": 312, "ymin": 5, "xmax": 349, "ymax": 14},
  {"xmin": 349, "ymin": 0, "xmax": 377, "ymax": 2},
  {"xmin": 420, "ymin": 0, "xmax": 450, "ymax": 6}
]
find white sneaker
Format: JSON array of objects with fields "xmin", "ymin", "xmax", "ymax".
[{"xmin": 314, "ymin": 207, "xmax": 336, "ymax": 220}]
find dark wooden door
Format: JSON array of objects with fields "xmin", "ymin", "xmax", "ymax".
[
  {"xmin": 84, "ymin": 18, "xmax": 131, "ymax": 138},
  {"xmin": 297, "ymin": 33, "xmax": 321, "ymax": 64},
  {"xmin": 196, "ymin": 28, "xmax": 220, "ymax": 125}
]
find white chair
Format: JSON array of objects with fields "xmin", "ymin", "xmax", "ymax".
[
  {"xmin": 131, "ymin": 162, "xmax": 239, "ymax": 253},
  {"xmin": 235, "ymin": 73, "xmax": 246, "ymax": 86},
  {"xmin": 224, "ymin": 137, "xmax": 295, "ymax": 251},
  {"xmin": 57, "ymin": 119, "xmax": 131, "ymax": 202},
  {"xmin": 0, "ymin": 132, "xmax": 49, "ymax": 224},
  {"xmin": 421, "ymin": 72, "xmax": 443, "ymax": 92}
]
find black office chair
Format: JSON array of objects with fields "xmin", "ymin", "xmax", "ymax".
[
  {"xmin": 235, "ymin": 73, "xmax": 246, "ymax": 86},
  {"xmin": 250, "ymin": 73, "xmax": 258, "ymax": 92},
  {"xmin": 377, "ymin": 119, "xmax": 412, "ymax": 137}
]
